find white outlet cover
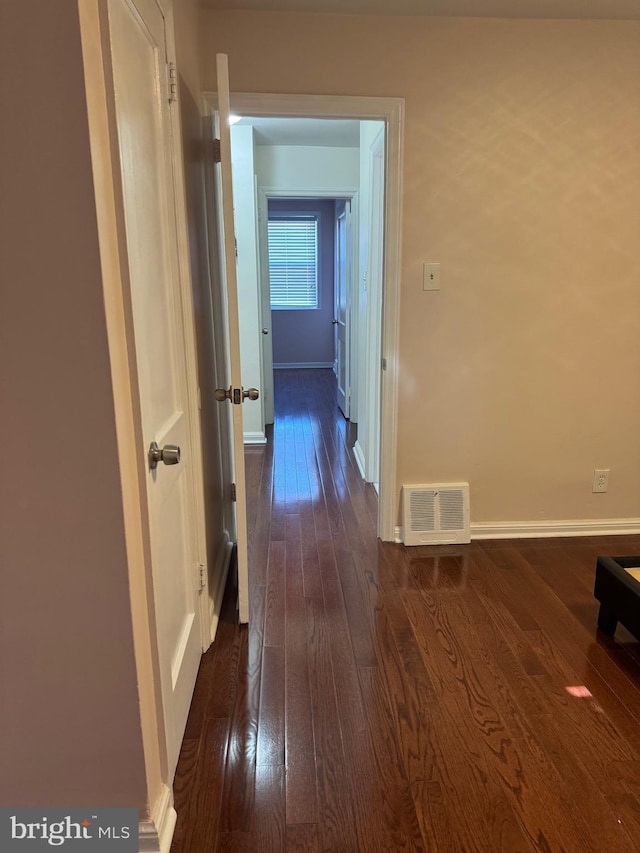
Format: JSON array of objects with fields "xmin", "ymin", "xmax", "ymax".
[{"xmin": 592, "ymin": 468, "xmax": 610, "ymax": 493}]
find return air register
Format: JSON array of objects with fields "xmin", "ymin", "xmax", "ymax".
[{"xmin": 402, "ymin": 483, "xmax": 470, "ymax": 546}]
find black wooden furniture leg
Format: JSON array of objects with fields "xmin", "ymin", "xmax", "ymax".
[{"xmin": 597, "ymin": 604, "xmax": 618, "ymax": 636}]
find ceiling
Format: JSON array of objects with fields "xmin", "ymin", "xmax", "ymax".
[
  {"xmin": 199, "ymin": 0, "xmax": 640, "ymax": 21},
  {"xmin": 234, "ymin": 116, "xmax": 361, "ymax": 147}
]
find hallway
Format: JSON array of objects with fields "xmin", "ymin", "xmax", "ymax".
[{"xmin": 171, "ymin": 369, "xmax": 640, "ymax": 852}]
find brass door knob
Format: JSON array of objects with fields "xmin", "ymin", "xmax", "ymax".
[{"xmin": 243, "ymin": 388, "xmax": 259, "ymax": 401}]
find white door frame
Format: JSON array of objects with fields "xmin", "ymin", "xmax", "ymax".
[
  {"xmin": 79, "ymin": 0, "xmax": 209, "ymax": 846},
  {"xmin": 334, "ymin": 199, "xmax": 353, "ymax": 418},
  {"xmin": 364, "ymin": 127, "xmax": 386, "ymax": 487},
  {"xmin": 203, "ymin": 92, "xmax": 404, "ymax": 542}
]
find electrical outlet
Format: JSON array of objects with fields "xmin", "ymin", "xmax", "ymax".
[{"xmin": 592, "ymin": 469, "xmax": 610, "ymax": 494}]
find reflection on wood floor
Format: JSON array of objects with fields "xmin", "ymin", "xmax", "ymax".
[{"xmin": 171, "ymin": 368, "xmax": 640, "ymax": 852}]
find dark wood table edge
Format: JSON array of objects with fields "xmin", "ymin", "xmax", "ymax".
[{"xmin": 594, "ymin": 555, "xmax": 640, "ymax": 640}]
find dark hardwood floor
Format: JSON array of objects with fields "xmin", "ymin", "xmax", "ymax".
[{"xmin": 171, "ymin": 368, "xmax": 640, "ymax": 852}]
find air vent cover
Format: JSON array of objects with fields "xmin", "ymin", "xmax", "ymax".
[{"xmin": 402, "ymin": 483, "xmax": 470, "ymax": 546}]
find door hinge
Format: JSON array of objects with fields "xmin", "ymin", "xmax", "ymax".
[
  {"xmin": 198, "ymin": 563, "xmax": 206, "ymax": 592},
  {"xmin": 213, "ymin": 138, "xmax": 221, "ymax": 163},
  {"xmin": 231, "ymin": 483, "xmax": 237, "ymax": 502},
  {"xmin": 382, "ymin": 357, "xmax": 387, "ymax": 371},
  {"xmin": 168, "ymin": 62, "xmax": 178, "ymax": 104}
]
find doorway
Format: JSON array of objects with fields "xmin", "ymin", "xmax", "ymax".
[
  {"xmin": 211, "ymin": 97, "xmax": 403, "ymax": 542},
  {"xmin": 260, "ymin": 192, "xmax": 358, "ymax": 421}
]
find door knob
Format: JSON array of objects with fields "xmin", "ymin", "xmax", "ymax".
[
  {"xmin": 148, "ymin": 441, "xmax": 181, "ymax": 470},
  {"xmin": 332, "ymin": 318, "xmax": 338, "ymax": 324},
  {"xmin": 262, "ymin": 328, "xmax": 269, "ymax": 335},
  {"xmin": 215, "ymin": 386, "xmax": 259, "ymax": 403}
]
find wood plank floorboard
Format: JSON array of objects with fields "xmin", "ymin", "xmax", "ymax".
[{"xmin": 171, "ymin": 368, "xmax": 640, "ymax": 852}]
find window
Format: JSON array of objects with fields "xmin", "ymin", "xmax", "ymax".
[{"xmin": 268, "ymin": 215, "xmax": 319, "ymax": 309}]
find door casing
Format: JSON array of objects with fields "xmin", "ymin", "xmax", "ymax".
[
  {"xmin": 334, "ymin": 200, "xmax": 352, "ymax": 418},
  {"xmin": 363, "ymin": 127, "xmax": 386, "ymax": 488}
]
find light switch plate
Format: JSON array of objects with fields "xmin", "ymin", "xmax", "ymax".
[{"xmin": 423, "ymin": 262, "xmax": 440, "ymax": 291}]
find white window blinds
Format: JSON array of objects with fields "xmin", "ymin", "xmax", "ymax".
[{"xmin": 268, "ymin": 216, "xmax": 319, "ymax": 309}]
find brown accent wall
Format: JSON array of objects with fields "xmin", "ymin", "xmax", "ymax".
[
  {"xmin": 174, "ymin": 1, "xmax": 229, "ymax": 594},
  {"xmin": 174, "ymin": 0, "xmax": 203, "ymax": 105},
  {"xmin": 201, "ymin": 12, "xmax": 640, "ymax": 524},
  {"xmin": 0, "ymin": 2, "xmax": 146, "ymax": 807},
  {"xmin": 178, "ymin": 79, "xmax": 228, "ymax": 583}
]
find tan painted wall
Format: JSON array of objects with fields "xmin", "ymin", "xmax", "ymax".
[
  {"xmin": 201, "ymin": 11, "xmax": 640, "ymax": 524},
  {"xmin": 0, "ymin": 2, "xmax": 146, "ymax": 807}
]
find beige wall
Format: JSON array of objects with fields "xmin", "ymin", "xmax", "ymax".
[
  {"xmin": 0, "ymin": 2, "xmax": 146, "ymax": 807},
  {"xmin": 201, "ymin": 11, "xmax": 640, "ymax": 524}
]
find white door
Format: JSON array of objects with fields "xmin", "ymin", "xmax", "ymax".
[
  {"xmin": 107, "ymin": 0, "xmax": 203, "ymax": 779},
  {"xmin": 210, "ymin": 54, "xmax": 253, "ymax": 624},
  {"xmin": 258, "ymin": 192, "xmax": 275, "ymax": 426},
  {"xmin": 335, "ymin": 202, "xmax": 351, "ymax": 417}
]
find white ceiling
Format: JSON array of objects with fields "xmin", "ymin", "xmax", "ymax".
[
  {"xmin": 234, "ymin": 116, "xmax": 362, "ymax": 147},
  {"xmin": 200, "ymin": 0, "xmax": 640, "ymax": 21}
]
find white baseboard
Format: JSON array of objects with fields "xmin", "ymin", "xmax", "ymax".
[
  {"xmin": 209, "ymin": 534, "xmax": 233, "ymax": 644},
  {"xmin": 395, "ymin": 518, "xmax": 640, "ymax": 545},
  {"xmin": 273, "ymin": 361, "xmax": 333, "ymax": 369},
  {"xmin": 353, "ymin": 440, "xmax": 366, "ymax": 480},
  {"xmin": 471, "ymin": 518, "xmax": 640, "ymax": 540},
  {"xmin": 243, "ymin": 431, "xmax": 267, "ymax": 445},
  {"xmin": 139, "ymin": 785, "xmax": 176, "ymax": 853}
]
